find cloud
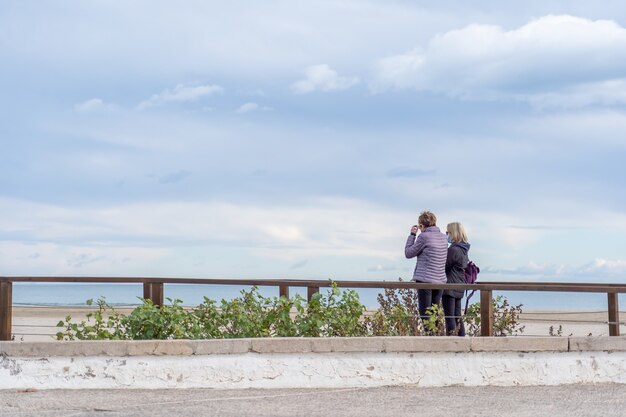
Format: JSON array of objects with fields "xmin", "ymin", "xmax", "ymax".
[
  {"xmin": 508, "ymin": 225, "xmax": 582, "ymax": 231},
  {"xmin": 372, "ymin": 15, "xmax": 626, "ymax": 106},
  {"xmin": 237, "ymin": 102, "xmax": 259, "ymax": 113},
  {"xmin": 0, "ymin": 196, "xmax": 406, "ymax": 260},
  {"xmin": 387, "ymin": 167, "xmax": 436, "ymax": 178},
  {"xmin": 74, "ymin": 98, "xmax": 115, "ymax": 113},
  {"xmin": 67, "ymin": 253, "xmax": 106, "ymax": 268},
  {"xmin": 367, "ymin": 264, "xmax": 397, "ymax": 272},
  {"xmin": 578, "ymin": 259, "xmax": 626, "ymax": 276},
  {"xmin": 516, "ymin": 109, "xmax": 626, "ymax": 148},
  {"xmin": 262, "ymin": 225, "xmax": 305, "ymax": 242},
  {"xmin": 1, "ymin": 1, "xmax": 444, "ymax": 84},
  {"xmin": 485, "ymin": 259, "xmax": 626, "ymax": 278},
  {"xmin": 138, "ymin": 84, "xmax": 223, "ymax": 109},
  {"xmin": 484, "ymin": 261, "xmax": 567, "ymax": 277},
  {"xmin": 0, "ymin": 240, "xmax": 171, "ymax": 276},
  {"xmin": 523, "ymin": 79, "xmax": 626, "ymax": 109},
  {"xmin": 289, "ymin": 259, "xmax": 308, "ymax": 270},
  {"xmin": 236, "ymin": 102, "xmax": 272, "ymax": 113},
  {"xmin": 158, "ymin": 170, "xmax": 192, "ymax": 184},
  {"xmin": 291, "ymin": 64, "xmax": 359, "ymax": 94}
]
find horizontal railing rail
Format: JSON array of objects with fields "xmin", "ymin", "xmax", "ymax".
[{"xmin": 1, "ymin": 276, "xmax": 625, "ymax": 340}]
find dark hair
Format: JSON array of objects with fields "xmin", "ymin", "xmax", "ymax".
[{"xmin": 418, "ymin": 211, "xmax": 437, "ymax": 228}]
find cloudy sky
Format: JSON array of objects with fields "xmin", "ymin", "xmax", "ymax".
[{"xmin": 2, "ymin": 1, "xmax": 626, "ymax": 282}]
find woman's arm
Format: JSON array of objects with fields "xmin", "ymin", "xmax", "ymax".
[
  {"xmin": 405, "ymin": 234, "xmax": 426, "ymax": 259},
  {"xmin": 445, "ymin": 246, "xmax": 454, "ymax": 274}
]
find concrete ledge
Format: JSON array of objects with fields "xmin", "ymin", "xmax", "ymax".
[
  {"xmin": 1, "ymin": 336, "xmax": 622, "ymax": 357},
  {"xmin": 250, "ymin": 337, "xmax": 334, "ymax": 353},
  {"xmin": 384, "ymin": 336, "xmax": 470, "ymax": 352},
  {"xmin": 0, "ymin": 341, "xmax": 129, "ymax": 357},
  {"xmin": 470, "ymin": 337, "xmax": 569, "ymax": 352},
  {"xmin": 330, "ymin": 337, "xmax": 384, "ymax": 352},
  {"xmin": 190, "ymin": 339, "xmax": 252, "ymax": 354},
  {"xmin": 0, "ymin": 340, "xmax": 252, "ymax": 357},
  {"xmin": 569, "ymin": 336, "xmax": 626, "ymax": 351}
]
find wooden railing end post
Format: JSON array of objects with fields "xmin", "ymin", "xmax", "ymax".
[
  {"xmin": 608, "ymin": 292, "xmax": 620, "ymax": 336},
  {"xmin": 279, "ymin": 285, "xmax": 289, "ymax": 299},
  {"xmin": 480, "ymin": 289, "xmax": 493, "ymax": 337},
  {"xmin": 0, "ymin": 281, "xmax": 13, "ymax": 341},
  {"xmin": 307, "ymin": 286, "xmax": 319, "ymax": 302},
  {"xmin": 143, "ymin": 282, "xmax": 164, "ymax": 307}
]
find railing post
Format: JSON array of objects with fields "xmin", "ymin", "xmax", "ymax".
[
  {"xmin": 0, "ymin": 281, "xmax": 13, "ymax": 341},
  {"xmin": 307, "ymin": 286, "xmax": 319, "ymax": 302},
  {"xmin": 608, "ymin": 292, "xmax": 620, "ymax": 336},
  {"xmin": 480, "ymin": 289, "xmax": 493, "ymax": 337},
  {"xmin": 143, "ymin": 282, "xmax": 164, "ymax": 307},
  {"xmin": 279, "ymin": 285, "xmax": 289, "ymax": 299}
]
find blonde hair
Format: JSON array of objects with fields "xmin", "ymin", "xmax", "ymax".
[
  {"xmin": 447, "ymin": 222, "xmax": 468, "ymax": 243},
  {"xmin": 418, "ymin": 211, "xmax": 437, "ymax": 228}
]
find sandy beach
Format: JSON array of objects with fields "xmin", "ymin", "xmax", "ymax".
[
  {"xmin": 12, "ymin": 307, "xmax": 137, "ymax": 342},
  {"xmin": 8, "ymin": 306, "xmax": 625, "ymax": 342}
]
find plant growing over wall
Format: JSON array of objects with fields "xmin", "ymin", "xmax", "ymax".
[
  {"xmin": 56, "ymin": 282, "xmax": 367, "ymax": 340},
  {"xmin": 124, "ymin": 298, "xmax": 206, "ymax": 340},
  {"xmin": 464, "ymin": 295, "xmax": 525, "ymax": 336},
  {"xmin": 293, "ymin": 283, "xmax": 366, "ymax": 337},
  {"xmin": 55, "ymin": 283, "xmax": 524, "ymax": 340},
  {"xmin": 219, "ymin": 287, "xmax": 274, "ymax": 338},
  {"xmin": 364, "ymin": 281, "xmax": 422, "ymax": 336},
  {"xmin": 319, "ymin": 283, "xmax": 367, "ymax": 337},
  {"xmin": 422, "ymin": 304, "xmax": 446, "ymax": 336},
  {"xmin": 56, "ymin": 298, "xmax": 126, "ymax": 341},
  {"xmin": 192, "ymin": 297, "xmax": 226, "ymax": 339},
  {"xmin": 269, "ymin": 294, "xmax": 302, "ymax": 337}
]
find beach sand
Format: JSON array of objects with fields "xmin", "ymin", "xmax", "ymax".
[
  {"xmin": 12, "ymin": 306, "xmax": 137, "ymax": 342},
  {"xmin": 8, "ymin": 306, "xmax": 626, "ymax": 342}
]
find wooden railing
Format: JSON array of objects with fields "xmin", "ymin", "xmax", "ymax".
[{"xmin": 1, "ymin": 276, "xmax": 625, "ymax": 341}]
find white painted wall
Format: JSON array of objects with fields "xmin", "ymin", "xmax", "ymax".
[{"xmin": 2, "ymin": 352, "xmax": 626, "ymax": 389}]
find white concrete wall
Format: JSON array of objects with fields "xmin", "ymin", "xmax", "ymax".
[
  {"xmin": 2, "ymin": 337, "xmax": 626, "ymax": 389},
  {"xmin": 2, "ymin": 351, "xmax": 626, "ymax": 389}
]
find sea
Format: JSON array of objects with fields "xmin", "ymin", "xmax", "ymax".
[{"xmin": 11, "ymin": 280, "xmax": 626, "ymax": 311}]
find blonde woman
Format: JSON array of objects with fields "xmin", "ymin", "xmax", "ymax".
[{"xmin": 442, "ymin": 222, "xmax": 470, "ymax": 336}]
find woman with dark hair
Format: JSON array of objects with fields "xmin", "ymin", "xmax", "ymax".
[
  {"xmin": 442, "ymin": 222, "xmax": 469, "ymax": 336},
  {"xmin": 405, "ymin": 211, "xmax": 448, "ymax": 323}
]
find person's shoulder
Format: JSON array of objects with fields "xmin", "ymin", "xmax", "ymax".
[{"xmin": 448, "ymin": 244, "xmax": 464, "ymax": 254}]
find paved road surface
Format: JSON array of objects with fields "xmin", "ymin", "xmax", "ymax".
[{"xmin": 2, "ymin": 384, "xmax": 626, "ymax": 417}]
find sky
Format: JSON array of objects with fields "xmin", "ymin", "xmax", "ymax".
[{"xmin": 1, "ymin": 0, "xmax": 626, "ymax": 283}]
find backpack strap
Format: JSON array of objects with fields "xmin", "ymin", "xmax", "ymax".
[{"xmin": 463, "ymin": 289, "xmax": 477, "ymax": 315}]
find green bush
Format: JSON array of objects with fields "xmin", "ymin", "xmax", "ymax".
[
  {"xmin": 297, "ymin": 283, "xmax": 366, "ymax": 337},
  {"xmin": 363, "ymin": 284, "xmax": 446, "ymax": 336},
  {"xmin": 364, "ymin": 284, "xmax": 421, "ymax": 336},
  {"xmin": 56, "ymin": 298, "xmax": 127, "ymax": 341},
  {"xmin": 56, "ymin": 284, "xmax": 524, "ymax": 340},
  {"xmin": 192, "ymin": 297, "xmax": 225, "ymax": 339},
  {"xmin": 219, "ymin": 287, "xmax": 273, "ymax": 338},
  {"xmin": 56, "ymin": 283, "xmax": 367, "ymax": 340},
  {"xmin": 423, "ymin": 304, "xmax": 446, "ymax": 336},
  {"xmin": 365, "ymin": 283, "xmax": 523, "ymax": 337},
  {"xmin": 123, "ymin": 298, "xmax": 208, "ymax": 340},
  {"xmin": 463, "ymin": 295, "xmax": 525, "ymax": 336}
]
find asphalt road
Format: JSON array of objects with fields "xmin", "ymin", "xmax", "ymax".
[{"xmin": 1, "ymin": 384, "xmax": 626, "ymax": 417}]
